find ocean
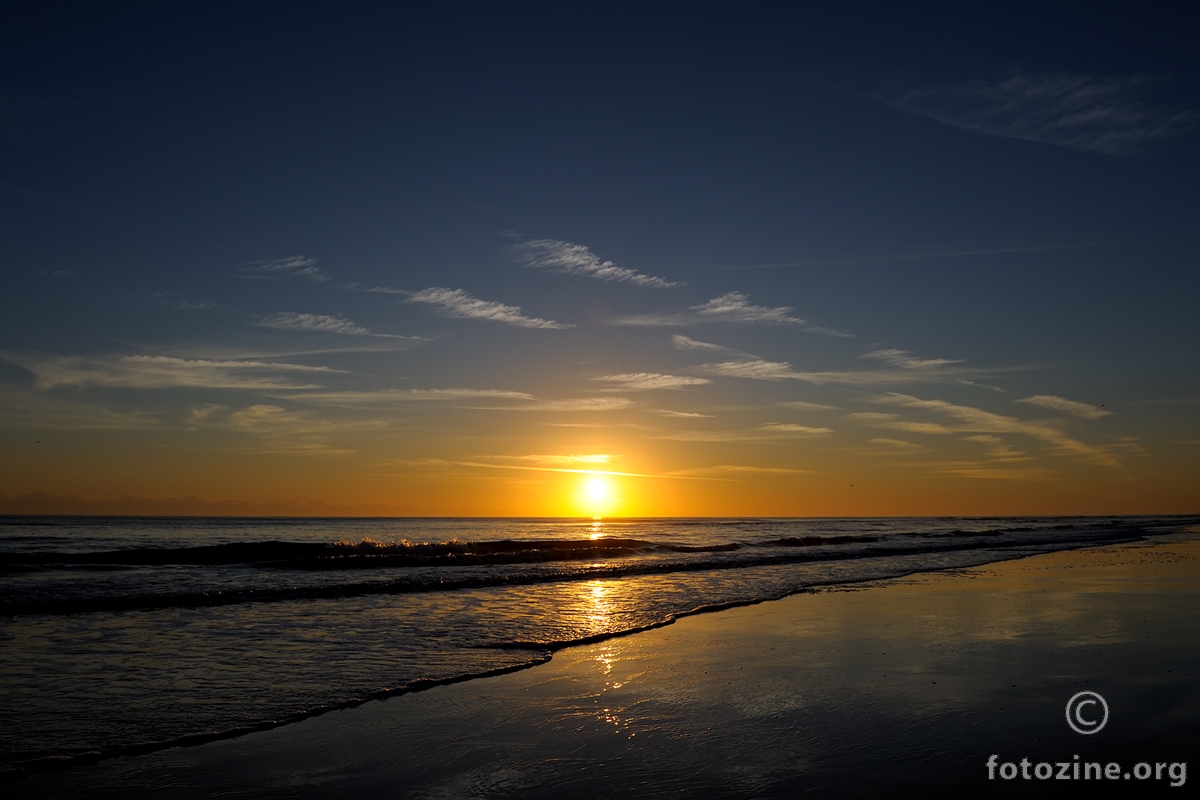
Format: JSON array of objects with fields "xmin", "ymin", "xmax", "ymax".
[{"xmin": 1, "ymin": 514, "xmax": 1195, "ymax": 780}]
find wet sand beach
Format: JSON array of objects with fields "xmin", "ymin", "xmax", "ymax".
[{"xmin": 13, "ymin": 533, "xmax": 1198, "ymax": 798}]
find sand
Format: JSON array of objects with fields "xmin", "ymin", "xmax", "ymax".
[{"xmin": 11, "ymin": 533, "xmax": 1199, "ymax": 798}]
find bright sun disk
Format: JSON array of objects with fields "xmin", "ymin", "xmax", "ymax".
[{"xmin": 587, "ymin": 477, "xmax": 609, "ymax": 501}]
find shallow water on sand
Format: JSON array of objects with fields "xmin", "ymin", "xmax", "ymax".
[{"xmin": 1, "ymin": 514, "xmax": 1194, "ymax": 778}]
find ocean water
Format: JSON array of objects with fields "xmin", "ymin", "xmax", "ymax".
[{"xmin": 0, "ymin": 514, "xmax": 1194, "ymax": 780}]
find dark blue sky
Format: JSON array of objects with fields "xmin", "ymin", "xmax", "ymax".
[{"xmin": 2, "ymin": 2, "xmax": 1197, "ymax": 514}]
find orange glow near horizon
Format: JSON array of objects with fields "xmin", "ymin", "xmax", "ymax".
[{"xmin": 3, "ymin": 431, "xmax": 1199, "ymax": 517}]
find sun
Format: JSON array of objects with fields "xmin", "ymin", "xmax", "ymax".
[
  {"xmin": 578, "ymin": 474, "xmax": 617, "ymax": 516},
  {"xmin": 587, "ymin": 477, "xmax": 609, "ymax": 503}
]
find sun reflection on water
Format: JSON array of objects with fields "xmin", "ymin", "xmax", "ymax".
[{"xmin": 587, "ymin": 579, "xmax": 611, "ymax": 628}]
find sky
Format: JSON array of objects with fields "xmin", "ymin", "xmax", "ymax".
[{"xmin": 1, "ymin": 2, "xmax": 1198, "ymax": 516}]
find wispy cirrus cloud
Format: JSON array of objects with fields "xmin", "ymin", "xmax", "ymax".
[
  {"xmin": 891, "ymin": 72, "xmax": 1198, "ymax": 156},
  {"xmin": 616, "ymin": 292, "xmax": 851, "ymax": 336},
  {"xmin": 702, "ymin": 359, "xmax": 805, "ymax": 381},
  {"xmin": 698, "ymin": 346, "xmax": 988, "ymax": 386},
  {"xmin": 189, "ymin": 403, "xmax": 376, "ymax": 435},
  {"xmin": 260, "ymin": 312, "xmax": 370, "ymax": 335},
  {"xmin": 692, "ymin": 293, "xmax": 804, "ymax": 325},
  {"xmin": 1016, "ymin": 394, "xmax": 1112, "ymax": 420},
  {"xmin": 777, "ymin": 400, "xmax": 837, "ymax": 411},
  {"xmin": 932, "ymin": 464, "xmax": 1060, "ymax": 481},
  {"xmin": 240, "ymin": 256, "xmax": 327, "ymax": 283},
  {"xmin": 845, "ymin": 412, "xmax": 955, "ymax": 435},
  {"xmin": 5, "ymin": 352, "xmax": 340, "ymax": 390},
  {"xmin": 656, "ymin": 424, "xmax": 831, "ymax": 442},
  {"xmin": 959, "ymin": 379, "xmax": 1007, "ymax": 393},
  {"xmin": 670, "ymin": 334, "xmax": 735, "ymax": 352},
  {"xmin": 961, "ymin": 434, "xmax": 1030, "ymax": 462},
  {"xmin": 701, "ymin": 359, "xmax": 955, "ymax": 385},
  {"xmin": 392, "ymin": 287, "xmax": 573, "ymax": 329},
  {"xmin": 864, "ymin": 349, "xmax": 963, "ymax": 369},
  {"xmin": 258, "ymin": 312, "xmax": 418, "ymax": 340},
  {"xmin": 453, "ymin": 460, "xmax": 670, "ymax": 478},
  {"xmin": 509, "ymin": 239, "xmax": 683, "ymax": 288},
  {"xmin": 654, "ymin": 409, "xmax": 713, "ymax": 418},
  {"xmin": 470, "ymin": 453, "xmax": 616, "ymax": 470},
  {"xmin": 618, "ymin": 293, "xmax": 797, "ymax": 326},
  {"xmin": 515, "ymin": 397, "xmax": 636, "ymax": 412},
  {"xmin": 869, "ymin": 438, "xmax": 923, "ymax": 450},
  {"xmin": 667, "ymin": 464, "xmax": 812, "ymax": 477},
  {"xmin": 186, "ymin": 403, "xmax": 378, "ymax": 455},
  {"xmin": 868, "ymin": 393, "xmax": 1119, "ymax": 466},
  {"xmin": 287, "ymin": 387, "xmax": 633, "ymax": 413},
  {"xmin": 592, "ymin": 372, "xmax": 711, "ymax": 391},
  {"xmin": 758, "ymin": 422, "xmax": 833, "ymax": 435},
  {"xmin": 291, "ymin": 388, "xmax": 535, "ymax": 407}
]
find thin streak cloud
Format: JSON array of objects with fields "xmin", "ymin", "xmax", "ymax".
[
  {"xmin": 1017, "ymin": 395, "xmax": 1112, "ymax": 420},
  {"xmin": 670, "ymin": 335, "xmax": 733, "ymax": 352},
  {"xmin": 692, "ymin": 293, "xmax": 804, "ymax": 324},
  {"xmin": 870, "ymin": 393, "xmax": 1119, "ymax": 466},
  {"xmin": 260, "ymin": 312, "xmax": 368, "ymax": 335},
  {"xmin": 656, "ymin": 427, "xmax": 830, "ymax": 442},
  {"xmin": 757, "ymin": 422, "xmax": 833, "ymax": 435},
  {"xmin": 870, "ymin": 438, "xmax": 923, "ymax": 449},
  {"xmin": 258, "ymin": 312, "xmax": 415, "ymax": 339},
  {"xmin": 7, "ymin": 353, "xmax": 340, "ymax": 390},
  {"xmin": 404, "ymin": 288, "xmax": 573, "ymax": 329},
  {"xmin": 510, "ymin": 239, "xmax": 683, "ymax": 288},
  {"xmin": 240, "ymin": 256, "xmax": 327, "ymax": 283},
  {"xmin": 288, "ymin": 388, "xmax": 633, "ymax": 413},
  {"xmin": 777, "ymin": 400, "xmax": 836, "ymax": 411},
  {"xmin": 668, "ymin": 464, "xmax": 813, "ymax": 477},
  {"xmin": 593, "ymin": 373, "xmax": 712, "ymax": 391},
  {"xmin": 616, "ymin": 292, "xmax": 849, "ymax": 336},
  {"xmin": 453, "ymin": 461, "xmax": 691, "ymax": 479},
  {"xmin": 290, "ymin": 388, "xmax": 537, "ymax": 407},
  {"xmin": 479, "ymin": 453, "xmax": 615, "ymax": 465},
  {"xmin": 701, "ymin": 359, "xmax": 967, "ymax": 386},
  {"xmin": 864, "ymin": 349, "xmax": 963, "ymax": 369}
]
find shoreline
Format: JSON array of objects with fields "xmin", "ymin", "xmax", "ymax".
[
  {"xmin": 10, "ymin": 531, "xmax": 1199, "ymax": 797},
  {"xmin": 1, "ymin": 532, "xmax": 1174, "ymax": 781}
]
